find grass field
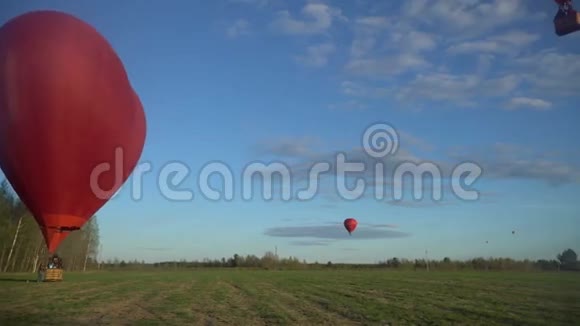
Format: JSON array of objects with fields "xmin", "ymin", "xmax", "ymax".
[{"xmin": 1, "ymin": 269, "xmax": 579, "ymax": 325}]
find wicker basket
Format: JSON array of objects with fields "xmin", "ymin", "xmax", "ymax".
[
  {"xmin": 554, "ymin": 12, "xmax": 580, "ymax": 36},
  {"xmin": 44, "ymin": 268, "xmax": 63, "ymax": 282}
]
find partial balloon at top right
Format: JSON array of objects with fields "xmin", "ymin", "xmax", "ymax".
[{"xmin": 553, "ymin": 0, "xmax": 580, "ymax": 36}]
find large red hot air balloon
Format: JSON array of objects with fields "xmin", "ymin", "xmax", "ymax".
[
  {"xmin": 343, "ymin": 218, "xmax": 358, "ymax": 235},
  {"xmin": 0, "ymin": 11, "xmax": 146, "ymax": 253}
]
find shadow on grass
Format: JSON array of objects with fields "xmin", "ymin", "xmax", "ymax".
[
  {"xmin": 0, "ymin": 278, "xmax": 36, "ymax": 283},
  {"xmin": 0, "ymin": 310, "xmax": 78, "ymax": 326}
]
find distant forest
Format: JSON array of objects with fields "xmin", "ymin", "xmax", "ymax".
[{"xmin": 0, "ymin": 179, "xmax": 578, "ymax": 273}]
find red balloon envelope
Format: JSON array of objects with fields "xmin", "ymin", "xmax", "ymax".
[
  {"xmin": 344, "ymin": 218, "xmax": 358, "ymax": 235},
  {"xmin": 0, "ymin": 11, "xmax": 146, "ymax": 253}
]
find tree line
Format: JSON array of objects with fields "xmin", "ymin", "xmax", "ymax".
[
  {"xmin": 0, "ymin": 180, "xmax": 100, "ymax": 272},
  {"xmin": 99, "ymin": 248, "xmax": 579, "ymax": 272},
  {"xmin": 0, "ymin": 178, "xmax": 578, "ymax": 273}
]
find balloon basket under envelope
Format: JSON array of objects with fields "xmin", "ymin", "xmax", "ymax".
[
  {"xmin": 44, "ymin": 269, "xmax": 63, "ymax": 282},
  {"xmin": 554, "ymin": 12, "xmax": 580, "ymax": 36}
]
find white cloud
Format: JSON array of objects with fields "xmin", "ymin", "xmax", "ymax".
[
  {"xmin": 346, "ymin": 54, "xmax": 431, "ymax": 77},
  {"xmin": 506, "ymin": 97, "xmax": 553, "ymax": 111},
  {"xmin": 255, "ymin": 136, "xmax": 321, "ymax": 158},
  {"xmin": 513, "ymin": 49, "xmax": 580, "ymax": 96},
  {"xmin": 402, "ymin": 0, "xmax": 542, "ymax": 38},
  {"xmin": 337, "ymin": 2, "xmax": 568, "ymax": 110},
  {"xmin": 356, "ymin": 16, "xmax": 389, "ymax": 29},
  {"xmin": 295, "ymin": 42, "xmax": 335, "ymax": 67},
  {"xmin": 271, "ymin": 3, "xmax": 347, "ymax": 35},
  {"xmin": 347, "ymin": 13, "xmax": 437, "ymax": 78},
  {"xmin": 242, "ymin": 0, "xmax": 573, "ymax": 112},
  {"xmin": 341, "ymin": 81, "xmax": 367, "ymax": 97},
  {"xmin": 449, "ymin": 143, "xmax": 580, "ymax": 185},
  {"xmin": 408, "ymin": 31, "xmax": 437, "ymax": 52},
  {"xmin": 341, "ymin": 81, "xmax": 390, "ymax": 97},
  {"xmin": 257, "ymin": 138, "xmax": 580, "ymax": 193},
  {"xmin": 402, "ymin": 0, "xmax": 429, "ymax": 16},
  {"xmin": 390, "ymin": 30, "xmax": 437, "ymax": 53},
  {"xmin": 350, "ymin": 36, "xmax": 376, "ymax": 58},
  {"xmin": 226, "ymin": 19, "xmax": 251, "ymax": 38},
  {"xmin": 350, "ymin": 16, "xmax": 390, "ymax": 58},
  {"xmin": 492, "ymin": 30, "xmax": 542, "ymax": 47},
  {"xmin": 475, "ymin": 54, "xmax": 495, "ymax": 74},
  {"xmin": 448, "ymin": 40, "xmax": 504, "ymax": 54},
  {"xmin": 447, "ymin": 30, "xmax": 541, "ymax": 55},
  {"xmin": 396, "ymin": 73, "xmax": 521, "ymax": 106}
]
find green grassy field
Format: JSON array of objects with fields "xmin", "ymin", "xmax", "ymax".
[{"xmin": 1, "ymin": 269, "xmax": 579, "ymax": 325}]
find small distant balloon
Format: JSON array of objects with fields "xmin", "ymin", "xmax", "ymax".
[{"xmin": 343, "ymin": 218, "xmax": 358, "ymax": 235}]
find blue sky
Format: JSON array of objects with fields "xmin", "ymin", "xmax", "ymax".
[{"xmin": 1, "ymin": 0, "xmax": 579, "ymax": 263}]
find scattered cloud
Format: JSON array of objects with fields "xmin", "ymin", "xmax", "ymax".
[
  {"xmin": 448, "ymin": 143, "xmax": 580, "ymax": 185},
  {"xmin": 356, "ymin": 16, "xmax": 390, "ymax": 30},
  {"xmin": 401, "ymin": 0, "xmax": 542, "ymax": 38},
  {"xmin": 226, "ymin": 19, "xmax": 251, "ymax": 38},
  {"xmin": 447, "ymin": 30, "xmax": 541, "ymax": 55},
  {"xmin": 346, "ymin": 11, "xmax": 438, "ymax": 79},
  {"xmin": 251, "ymin": 133, "xmax": 580, "ymax": 197},
  {"xmin": 334, "ymin": 2, "xmax": 562, "ymax": 110},
  {"xmin": 350, "ymin": 16, "xmax": 390, "ymax": 58},
  {"xmin": 340, "ymin": 81, "xmax": 390, "ymax": 98},
  {"xmin": 389, "ymin": 29, "xmax": 437, "ymax": 53},
  {"xmin": 271, "ymin": 3, "xmax": 347, "ymax": 35},
  {"xmin": 233, "ymin": 1, "xmax": 578, "ymax": 191},
  {"xmin": 283, "ymin": 146, "xmax": 432, "ymax": 187},
  {"xmin": 505, "ymin": 97, "xmax": 553, "ymax": 111},
  {"xmin": 265, "ymin": 224, "xmax": 411, "ymax": 239},
  {"xmin": 345, "ymin": 54, "xmax": 431, "ymax": 77},
  {"xmin": 254, "ymin": 136, "xmax": 320, "ymax": 158},
  {"xmin": 513, "ymin": 49, "xmax": 580, "ymax": 96},
  {"xmin": 396, "ymin": 73, "xmax": 521, "ymax": 107},
  {"xmin": 226, "ymin": 1, "xmax": 574, "ymax": 113},
  {"xmin": 295, "ymin": 42, "xmax": 335, "ymax": 67}
]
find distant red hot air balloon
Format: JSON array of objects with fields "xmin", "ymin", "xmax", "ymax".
[
  {"xmin": 344, "ymin": 218, "xmax": 358, "ymax": 235},
  {"xmin": 0, "ymin": 11, "xmax": 146, "ymax": 253}
]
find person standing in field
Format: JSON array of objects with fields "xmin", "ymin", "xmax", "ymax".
[{"xmin": 37, "ymin": 264, "xmax": 46, "ymax": 282}]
